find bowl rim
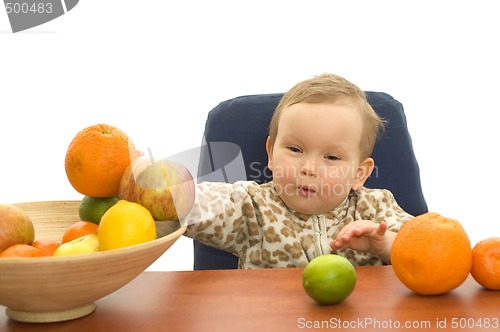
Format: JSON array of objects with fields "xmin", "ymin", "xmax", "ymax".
[{"xmin": 1, "ymin": 200, "xmax": 186, "ymax": 264}]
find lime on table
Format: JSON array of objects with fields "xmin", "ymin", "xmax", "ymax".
[
  {"xmin": 302, "ymin": 254, "xmax": 357, "ymax": 304},
  {"xmin": 79, "ymin": 195, "xmax": 120, "ymax": 225}
]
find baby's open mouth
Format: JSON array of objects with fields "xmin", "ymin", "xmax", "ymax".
[{"xmin": 299, "ymin": 185, "xmax": 317, "ymax": 196}]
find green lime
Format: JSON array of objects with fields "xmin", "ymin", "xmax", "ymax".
[
  {"xmin": 302, "ymin": 254, "xmax": 357, "ymax": 304},
  {"xmin": 78, "ymin": 195, "xmax": 120, "ymax": 225}
]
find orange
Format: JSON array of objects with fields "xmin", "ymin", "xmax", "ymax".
[
  {"xmin": 64, "ymin": 124, "xmax": 139, "ymax": 197},
  {"xmin": 302, "ymin": 254, "xmax": 356, "ymax": 304},
  {"xmin": 61, "ymin": 221, "xmax": 99, "ymax": 244},
  {"xmin": 391, "ymin": 212, "xmax": 472, "ymax": 295},
  {"xmin": 32, "ymin": 240, "xmax": 61, "ymax": 257},
  {"xmin": 0, "ymin": 244, "xmax": 43, "ymax": 258},
  {"xmin": 98, "ymin": 200, "xmax": 156, "ymax": 251},
  {"xmin": 470, "ymin": 237, "xmax": 500, "ymax": 290}
]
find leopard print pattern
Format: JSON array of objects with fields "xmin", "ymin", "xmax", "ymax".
[{"xmin": 183, "ymin": 181, "xmax": 413, "ymax": 269}]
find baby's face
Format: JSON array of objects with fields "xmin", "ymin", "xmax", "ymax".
[{"xmin": 266, "ymin": 101, "xmax": 369, "ymax": 215}]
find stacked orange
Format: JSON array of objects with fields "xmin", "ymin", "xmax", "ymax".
[
  {"xmin": 65, "ymin": 124, "xmax": 139, "ymax": 198},
  {"xmin": 65, "ymin": 124, "xmax": 139, "ymax": 225}
]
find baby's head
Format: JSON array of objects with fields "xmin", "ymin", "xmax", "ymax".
[
  {"xmin": 266, "ymin": 74, "xmax": 385, "ymax": 214},
  {"xmin": 268, "ymin": 73, "xmax": 383, "ymax": 160}
]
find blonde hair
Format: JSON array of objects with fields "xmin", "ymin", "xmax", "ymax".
[{"xmin": 268, "ymin": 73, "xmax": 384, "ymax": 159}]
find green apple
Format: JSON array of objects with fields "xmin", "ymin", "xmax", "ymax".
[
  {"xmin": 53, "ymin": 234, "xmax": 100, "ymax": 257},
  {"xmin": 0, "ymin": 204, "xmax": 35, "ymax": 252}
]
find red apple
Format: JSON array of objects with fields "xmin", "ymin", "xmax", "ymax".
[
  {"xmin": 119, "ymin": 156, "xmax": 196, "ymax": 221},
  {"xmin": 0, "ymin": 204, "xmax": 35, "ymax": 252}
]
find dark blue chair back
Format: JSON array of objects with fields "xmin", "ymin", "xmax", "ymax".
[{"xmin": 194, "ymin": 92, "xmax": 427, "ymax": 270}]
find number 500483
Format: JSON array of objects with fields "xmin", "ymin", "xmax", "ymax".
[
  {"xmin": 5, "ymin": 2, "xmax": 53, "ymax": 14},
  {"xmin": 451, "ymin": 317, "xmax": 498, "ymax": 329}
]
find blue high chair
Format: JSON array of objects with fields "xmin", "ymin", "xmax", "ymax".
[{"xmin": 194, "ymin": 92, "xmax": 428, "ymax": 270}]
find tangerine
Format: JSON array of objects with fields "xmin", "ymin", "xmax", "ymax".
[
  {"xmin": 0, "ymin": 244, "xmax": 43, "ymax": 258},
  {"xmin": 470, "ymin": 237, "xmax": 500, "ymax": 290},
  {"xmin": 64, "ymin": 124, "xmax": 139, "ymax": 197},
  {"xmin": 32, "ymin": 240, "xmax": 61, "ymax": 257},
  {"xmin": 391, "ymin": 212, "xmax": 472, "ymax": 295},
  {"xmin": 61, "ymin": 221, "xmax": 99, "ymax": 244}
]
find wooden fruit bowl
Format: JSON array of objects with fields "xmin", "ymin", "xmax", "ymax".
[{"xmin": 0, "ymin": 200, "xmax": 186, "ymax": 323}]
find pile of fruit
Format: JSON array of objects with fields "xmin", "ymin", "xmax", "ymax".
[{"xmin": 0, "ymin": 123, "xmax": 195, "ymax": 258}]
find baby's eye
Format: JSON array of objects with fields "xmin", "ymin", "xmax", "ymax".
[
  {"xmin": 325, "ymin": 155, "xmax": 340, "ymax": 161},
  {"xmin": 288, "ymin": 146, "xmax": 302, "ymax": 153}
]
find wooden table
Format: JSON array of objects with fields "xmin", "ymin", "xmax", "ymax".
[{"xmin": 1, "ymin": 266, "xmax": 498, "ymax": 331}]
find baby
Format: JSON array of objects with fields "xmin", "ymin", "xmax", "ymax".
[{"xmin": 183, "ymin": 73, "xmax": 413, "ymax": 268}]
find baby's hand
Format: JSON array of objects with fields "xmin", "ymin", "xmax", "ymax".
[{"xmin": 330, "ymin": 221, "xmax": 395, "ymax": 264}]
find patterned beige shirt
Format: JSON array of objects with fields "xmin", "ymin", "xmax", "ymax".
[{"xmin": 184, "ymin": 181, "xmax": 412, "ymax": 269}]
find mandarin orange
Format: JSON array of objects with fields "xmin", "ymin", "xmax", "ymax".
[
  {"xmin": 470, "ymin": 237, "xmax": 500, "ymax": 290},
  {"xmin": 61, "ymin": 221, "xmax": 99, "ymax": 244},
  {"xmin": 32, "ymin": 240, "xmax": 61, "ymax": 257},
  {"xmin": 0, "ymin": 244, "xmax": 43, "ymax": 258},
  {"xmin": 64, "ymin": 124, "xmax": 139, "ymax": 197},
  {"xmin": 391, "ymin": 212, "xmax": 472, "ymax": 295}
]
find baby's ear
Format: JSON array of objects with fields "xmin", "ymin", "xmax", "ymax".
[
  {"xmin": 265, "ymin": 137, "xmax": 274, "ymax": 171},
  {"xmin": 352, "ymin": 158, "xmax": 375, "ymax": 190}
]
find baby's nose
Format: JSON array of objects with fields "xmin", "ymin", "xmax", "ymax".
[{"xmin": 300, "ymin": 160, "xmax": 318, "ymax": 177}]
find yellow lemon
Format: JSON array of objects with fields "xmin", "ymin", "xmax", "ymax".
[{"xmin": 98, "ymin": 200, "xmax": 156, "ymax": 251}]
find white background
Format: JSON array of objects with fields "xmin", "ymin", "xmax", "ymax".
[{"xmin": 1, "ymin": 1, "xmax": 499, "ymax": 271}]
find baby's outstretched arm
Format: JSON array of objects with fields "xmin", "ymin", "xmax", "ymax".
[{"xmin": 330, "ymin": 221, "xmax": 396, "ymax": 264}]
